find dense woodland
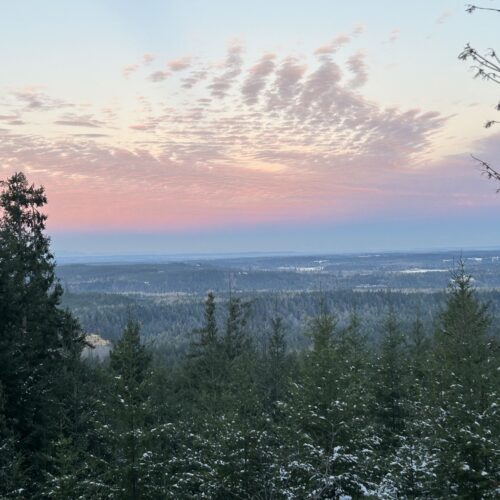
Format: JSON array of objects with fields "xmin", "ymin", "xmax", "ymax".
[{"xmin": 1, "ymin": 172, "xmax": 499, "ymax": 499}]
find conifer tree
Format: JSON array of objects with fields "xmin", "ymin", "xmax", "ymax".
[
  {"xmin": 408, "ymin": 313, "xmax": 431, "ymax": 386},
  {"xmin": 43, "ymin": 436, "xmax": 83, "ymax": 499},
  {"xmin": 372, "ymin": 308, "xmax": 408, "ymax": 450},
  {"xmin": 187, "ymin": 292, "xmax": 224, "ymax": 416},
  {"xmin": 223, "ymin": 296, "xmax": 249, "ymax": 362},
  {"xmin": 431, "ymin": 265, "xmax": 500, "ymax": 497},
  {"xmin": 334, "ymin": 309, "xmax": 376, "ymax": 465},
  {"xmin": 300, "ymin": 297, "xmax": 338, "ymax": 430},
  {"xmin": 263, "ymin": 315, "xmax": 289, "ymax": 411},
  {"xmin": 108, "ymin": 318, "xmax": 152, "ymax": 499},
  {"xmin": 0, "ymin": 172, "xmax": 84, "ymax": 492},
  {"xmin": 282, "ymin": 300, "xmax": 372, "ymax": 498},
  {"xmin": 382, "ymin": 313, "xmax": 437, "ymax": 498},
  {"xmin": 0, "ymin": 382, "xmax": 23, "ymax": 497}
]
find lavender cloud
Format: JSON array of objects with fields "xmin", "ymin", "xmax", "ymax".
[
  {"xmin": 208, "ymin": 43, "xmax": 244, "ymax": 98},
  {"xmin": 12, "ymin": 88, "xmax": 71, "ymax": 111},
  {"xmin": 241, "ymin": 53, "xmax": 276, "ymax": 105},
  {"xmin": 54, "ymin": 113, "xmax": 106, "ymax": 128},
  {"xmin": 346, "ymin": 51, "xmax": 368, "ymax": 88},
  {"xmin": 148, "ymin": 70, "xmax": 170, "ymax": 82},
  {"xmin": 123, "ymin": 64, "xmax": 139, "ymax": 78},
  {"xmin": 314, "ymin": 34, "xmax": 351, "ymax": 55},
  {"xmin": 266, "ymin": 57, "xmax": 306, "ymax": 110},
  {"xmin": 181, "ymin": 69, "xmax": 208, "ymax": 89},
  {"xmin": 168, "ymin": 57, "xmax": 192, "ymax": 72}
]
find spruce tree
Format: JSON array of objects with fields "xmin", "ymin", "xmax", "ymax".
[
  {"xmin": 0, "ymin": 382, "xmax": 23, "ymax": 497},
  {"xmin": 431, "ymin": 265, "xmax": 500, "ymax": 497},
  {"xmin": 108, "ymin": 318, "xmax": 153, "ymax": 499},
  {"xmin": 283, "ymin": 300, "xmax": 372, "ymax": 498},
  {"xmin": 263, "ymin": 315, "xmax": 289, "ymax": 411},
  {"xmin": 0, "ymin": 172, "xmax": 84, "ymax": 492},
  {"xmin": 372, "ymin": 308, "xmax": 408, "ymax": 450},
  {"xmin": 187, "ymin": 292, "xmax": 224, "ymax": 416},
  {"xmin": 223, "ymin": 296, "xmax": 249, "ymax": 362}
]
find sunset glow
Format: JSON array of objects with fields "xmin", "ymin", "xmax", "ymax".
[{"xmin": 1, "ymin": 0, "xmax": 498, "ymax": 252}]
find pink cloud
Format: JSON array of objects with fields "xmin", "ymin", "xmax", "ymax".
[
  {"xmin": 168, "ymin": 57, "xmax": 192, "ymax": 72},
  {"xmin": 315, "ymin": 34, "xmax": 351, "ymax": 55},
  {"xmin": 266, "ymin": 57, "xmax": 306, "ymax": 110},
  {"xmin": 148, "ymin": 70, "xmax": 170, "ymax": 82},
  {"xmin": 352, "ymin": 23, "xmax": 366, "ymax": 36},
  {"xmin": 181, "ymin": 69, "xmax": 208, "ymax": 89},
  {"xmin": 122, "ymin": 64, "xmax": 139, "ymax": 78},
  {"xmin": 208, "ymin": 42, "xmax": 244, "ymax": 98},
  {"xmin": 347, "ymin": 51, "xmax": 368, "ymax": 88},
  {"xmin": 242, "ymin": 53, "xmax": 276, "ymax": 105},
  {"xmin": 0, "ymin": 43, "xmax": 478, "ymax": 232},
  {"xmin": 54, "ymin": 113, "xmax": 106, "ymax": 128},
  {"xmin": 387, "ymin": 28, "xmax": 400, "ymax": 43},
  {"xmin": 12, "ymin": 87, "xmax": 71, "ymax": 111}
]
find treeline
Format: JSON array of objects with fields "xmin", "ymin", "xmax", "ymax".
[
  {"xmin": 1, "ymin": 173, "xmax": 499, "ymax": 498},
  {"xmin": 63, "ymin": 286, "xmax": 500, "ymax": 359},
  {"xmin": 64, "ymin": 288, "xmax": 447, "ymax": 345},
  {"xmin": 56, "ymin": 257, "xmax": 500, "ymax": 295}
]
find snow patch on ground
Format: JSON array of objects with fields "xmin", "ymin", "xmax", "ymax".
[{"xmin": 399, "ymin": 268, "xmax": 447, "ymax": 274}]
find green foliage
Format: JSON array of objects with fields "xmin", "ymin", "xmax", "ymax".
[
  {"xmin": 0, "ymin": 172, "xmax": 85, "ymax": 494},
  {"xmin": 430, "ymin": 265, "xmax": 500, "ymax": 498},
  {"xmin": 1, "ymin": 172, "xmax": 499, "ymax": 498},
  {"xmin": 372, "ymin": 308, "xmax": 408, "ymax": 449}
]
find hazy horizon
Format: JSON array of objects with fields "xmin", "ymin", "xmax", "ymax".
[{"xmin": 51, "ymin": 212, "xmax": 499, "ymax": 258}]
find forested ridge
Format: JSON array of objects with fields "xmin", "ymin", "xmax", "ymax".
[{"xmin": 1, "ymin": 173, "xmax": 499, "ymax": 498}]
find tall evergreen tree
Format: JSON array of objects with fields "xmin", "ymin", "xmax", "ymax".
[
  {"xmin": 0, "ymin": 172, "xmax": 84, "ymax": 493},
  {"xmin": 282, "ymin": 301, "xmax": 373, "ymax": 498},
  {"xmin": 263, "ymin": 315, "xmax": 289, "ymax": 411},
  {"xmin": 372, "ymin": 308, "xmax": 408, "ymax": 450},
  {"xmin": 108, "ymin": 318, "xmax": 152, "ymax": 499},
  {"xmin": 223, "ymin": 296, "xmax": 249, "ymax": 362},
  {"xmin": 431, "ymin": 265, "xmax": 500, "ymax": 497},
  {"xmin": 187, "ymin": 292, "xmax": 224, "ymax": 415}
]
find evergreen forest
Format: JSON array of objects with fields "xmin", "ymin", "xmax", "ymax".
[{"xmin": 1, "ymin": 173, "xmax": 499, "ymax": 499}]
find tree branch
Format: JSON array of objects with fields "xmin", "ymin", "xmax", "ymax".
[
  {"xmin": 466, "ymin": 4, "xmax": 500, "ymax": 14},
  {"xmin": 472, "ymin": 155, "xmax": 500, "ymax": 192}
]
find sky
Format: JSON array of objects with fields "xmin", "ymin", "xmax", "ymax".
[{"xmin": 0, "ymin": 0, "xmax": 499, "ymax": 255}]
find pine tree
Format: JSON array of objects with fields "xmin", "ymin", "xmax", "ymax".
[
  {"xmin": 43, "ymin": 436, "xmax": 83, "ymax": 499},
  {"xmin": 223, "ymin": 296, "xmax": 249, "ymax": 362},
  {"xmin": 408, "ymin": 313, "xmax": 431, "ymax": 386},
  {"xmin": 382, "ymin": 314, "xmax": 437, "ymax": 498},
  {"xmin": 108, "ymin": 318, "xmax": 153, "ymax": 499},
  {"xmin": 282, "ymin": 301, "xmax": 373, "ymax": 498},
  {"xmin": 334, "ymin": 310, "xmax": 377, "ymax": 480},
  {"xmin": 0, "ymin": 172, "xmax": 84, "ymax": 492},
  {"xmin": 0, "ymin": 382, "xmax": 23, "ymax": 497},
  {"xmin": 187, "ymin": 292, "xmax": 225, "ymax": 416},
  {"xmin": 431, "ymin": 265, "xmax": 500, "ymax": 497},
  {"xmin": 263, "ymin": 315, "xmax": 289, "ymax": 412},
  {"xmin": 372, "ymin": 308, "xmax": 408, "ymax": 451}
]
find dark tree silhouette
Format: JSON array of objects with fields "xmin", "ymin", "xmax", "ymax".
[{"xmin": 459, "ymin": 4, "xmax": 500, "ymax": 187}]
